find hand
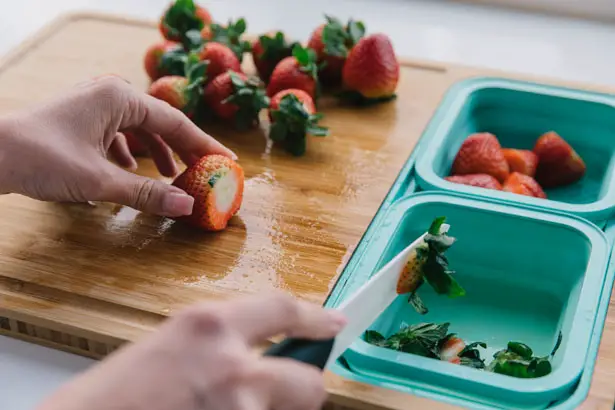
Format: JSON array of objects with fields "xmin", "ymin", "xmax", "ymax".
[
  {"xmin": 37, "ymin": 293, "xmax": 346, "ymax": 410},
  {"xmin": 0, "ymin": 75, "xmax": 236, "ymax": 217}
]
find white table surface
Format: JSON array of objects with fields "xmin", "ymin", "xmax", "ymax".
[{"xmin": 2, "ymin": 1, "xmax": 615, "ymax": 409}]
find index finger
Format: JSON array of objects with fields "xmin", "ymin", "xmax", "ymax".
[
  {"xmin": 130, "ymin": 91, "xmax": 237, "ymax": 164},
  {"xmin": 218, "ymin": 292, "xmax": 347, "ymax": 346}
]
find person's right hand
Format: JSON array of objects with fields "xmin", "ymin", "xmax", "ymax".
[{"xmin": 37, "ymin": 292, "xmax": 346, "ymax": 410}]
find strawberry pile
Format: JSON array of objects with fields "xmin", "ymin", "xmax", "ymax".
[
  {"xmin": 446, "ymin": 131, "xmax": 586, "ymax": 199},
  {"xmin": 140, "ymin": 1, "xmax": 401, "ymax": 158}
]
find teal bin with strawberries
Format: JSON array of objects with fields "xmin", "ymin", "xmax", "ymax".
[
  {"xmin": 413, "ymin": 77, "xmax": 615, "ymax": 226},
  {"xmin": 324, "ymin": 77, "xmax": 615, "ymax": 409}
]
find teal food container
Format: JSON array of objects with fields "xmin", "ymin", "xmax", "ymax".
[
  {"xmin": 327, "ymin": 192, "xmax": 609, "ymax": 409},
  {"xmin": 413, "ymin": 77, "xmax": 615, "ymax": 226}
]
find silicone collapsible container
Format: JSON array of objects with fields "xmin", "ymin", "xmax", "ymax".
[
  {"xmin": 326, "ymin": 191, "xmax": 610, "ymax": 409},
  {"xmin": 413, "ymin": 77, "xmax": 615, "ymax": 226}
]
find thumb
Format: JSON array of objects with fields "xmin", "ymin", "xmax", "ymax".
[{"xmin": 101, "ymin": 167, "xmax": 194, "ymax": 217}]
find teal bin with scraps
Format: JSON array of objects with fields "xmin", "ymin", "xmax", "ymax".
[{"xmin": 324, "ymin": 76, "xmax": 615, "ymax": 409}]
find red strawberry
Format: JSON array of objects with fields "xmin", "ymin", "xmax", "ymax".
[
  {"xmin": 533, "ymin": 131, "xmax": 586, "ymax": 188},
  {"xmin": 307, "ymin": 16, "xmax": 365, "ymax": 86},
  {"xmin": 199, "ymin": 42, "xmax": 242, "ymax": 82},
  {"xmin": 124, "ymin": 131, "xmax": 148, "ymax": 156},
  {"xmin": 159, "ymin": 0, "xmax": 212, "ymax": 42},
  {"xmin": 502, "ymin": 149, "xmax": 538, "ymax": 177},
  {"xmin": 202, "ymin": 18, "xmax": 251, "ymax": 62},
  {"xmin": 502, "ymin": 172, "xmax": 547, "ymax": 199},
  {"xmin": 445, "ymin": 174, "xmax": 502, "ymax": 190},
  {"xmin": 203, "ymin": 71, "xmax": 270, "ymax": 129},
  {"xmin": 252, "ymin": 31, "xmax": 297, "ymax": 83},
  {"xmin": 148, "ymin": 59, "xmax": 206, "ymax": 117},
  {"xmin": 342, "ymin": 33, "xmax": 399, "ymax": 101},
  {"xmin": 172, "ymin": 155, "xmax": 244, "ymax": 231},
  {"xmin": 267, "ymin": 45, "xmax": 319, "ymax": 99},
  {"xmin": 439, "ymin": 336, "xmax": 466, "ymax": 363},
  {"xmin": 451, "ymin": 133, "xmax": 510, "ymax": 183},
  {"xmin": 143, "ymin": 41, "xmax": 184, "ymax": 81},
  {"xmin": 268, "ymin": 89, "xmax": 328, "ymax": 156}
]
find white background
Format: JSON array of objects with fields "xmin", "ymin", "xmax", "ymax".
[{"xmin": 1, "ymin": 0, "xmax": 615, "ymax": 409}]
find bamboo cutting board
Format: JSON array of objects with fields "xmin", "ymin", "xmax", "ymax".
[{"xmin": 1, "ymin": 12, "xmax": 615, "ymax": 410}]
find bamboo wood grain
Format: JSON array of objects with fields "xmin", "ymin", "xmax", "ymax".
[{"xmin": 0, "ymin": 11, "xmax": 614, "ymax": 410}]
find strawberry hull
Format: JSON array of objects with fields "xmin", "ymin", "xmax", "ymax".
[{"xmin": 414, "ymin": 77, "xmax": 615, "ymax": 226}]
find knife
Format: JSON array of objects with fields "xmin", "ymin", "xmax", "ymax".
[{"xmin": 264, "ymin": 224, "xmax": 449, "ymax": 369}]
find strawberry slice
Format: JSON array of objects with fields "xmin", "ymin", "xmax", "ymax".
[
  {"xmin": 439, "ymin": 336, "xmax": 466, "ymax": 363},
  {"xmin": 533, "ymin": 131, "xmax": 586, "ymax": 188},
  {"xmin": 445, "ymin": 174, "xmax": 502, "ymax": 190},
  {"xmin": 502, "ymin": 149, "xmax": 538, "ymax": 177},
  {"xmin": 502, "ymin": 172, "xmax": 547, "ymax": 199},
  {"xmin": 172, "ymin": 155, "xmax": 244, "ymax": 231},
  {"xmin": 451, "ymin": 133, "xmax": 510, "ymax": 183}
]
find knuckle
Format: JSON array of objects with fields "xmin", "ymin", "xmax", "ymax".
[
  {"xmin": 132, "ymin": 178, "xmax": 157, "ymax": 210},
  {"xmin": 175, "ymin": 306, "xmax": 227, "ymax": 337}
]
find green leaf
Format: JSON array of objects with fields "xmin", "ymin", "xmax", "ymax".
[
  {"xmin": 269, "ymin": 121, "xmax": 287, "ymax": 142},
  {"xmin": 551, "ymin": 332, "xmax": 563, "ymax": 357},
  {"xmin": 229, "ymin": 71, "xmax": 246, "ymax": 87},
  {"xmin": 507, "ymin": 342, "xmax": 533, "ymax": 360},
  {"xmin": 235, "ymin": 18, "xmax": 247, "ymax": 34},
  {"xmin": 292, "ymin": 44, "xmax": 310, "ymax": 65},
  {"xmin": 460, "ymin": 356, "xmax": 486, "ymax": 369},
  {"xmin": 428, "ymin": 216, "xmax": 446, "ymax": 235},
  {"xmin": 347, "ymin": 20, "xmax": 366, "ymax": 45},
  {"xmin": 163, "ymin": 0, "xmax": 204, "ymax": 42},
  {"xmin": 460, "ymin": 342, "xmax": 487, "ymax": 357},
  {"xmin": 408, "ymin": 292, "xmax": 428, "ymax": 315},
  {"xmin": 364, "ymin": 330, "xmax": 386, "ymax": 346},
  {"xmin": 159, "ymin": 46, "xmax": 189, "ymax": 76}
]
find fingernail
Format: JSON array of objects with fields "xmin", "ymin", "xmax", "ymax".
[
  {"xmin": 230, "ymin": 151, "xmax": 238, "ymax": 161},
  {"xmin": 327, "ymin": 310, "xmax": 347, "ymax": 330},
  {"xmin": 162, "ymin": 193, "xmax": 194, "ymax": 216}
]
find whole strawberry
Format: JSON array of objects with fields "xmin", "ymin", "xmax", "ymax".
[
  {"xmin": 204, "ymin": 18, "xmax": 252, "ymax": 62},
  {"xmin": 252, "ymin": 31, "xmax": 297, "ymax": 83},
  {"xmin": 143, "ymin": 41, "xmax": 185, "ymax": 81},
  {"xmin": 308, "ymin": 15, "xmax": 365, "ymax": 86},
  {"xmin": 203, "ymin": 71, "xmax": 270, "ymax": 130},
  {"xmin": 199, "ymin": 42, "xmax": 241, "ymax": 82},
  {"xmin": 342, "ymin": 33, "xmax": 400, "ymax": 102},
  {"xmin": 172, "ymin": 155, "xmax": 244, "ymax": 231},
  {"xmin": 159, "ymin": 0, "xmax": 212, "ymax": 42},
  {"xmin": 148, "ymin": 60, "xmax": 207, "ymax": 117},
  {"xmin": 451, "ymin": 133, "xmax": 510, "ymax": 183},
  {"xmin": 267, "ymin": 45, "xmax": 319, "ymax": 99},
  {"xmin": 533, "ymin": 131, "xmax": 586, "ymax": 188},
  {"xmin": 269, "ymin": 89, "xmax": 329, "ymax": 156}
]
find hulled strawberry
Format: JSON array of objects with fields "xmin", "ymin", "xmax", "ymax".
[
  {"xmin": 533, "ymin": 131, "xmax": 586, "ymax": 188},
  {"xmin": 203, "ymin": 71, "xmax": 270, "ymax": 130},
  {"xmin": 252, "ymin": 31, "xmax": 297, "ymax": 83},
  {"xmin": 445, "ymin": 174, "xmax": 502, "ymax": 190},
  {"xmin": 144, "ymin": 41, "xmax": 185, "ymax": 81},
  {"xmin": 267, "ymin": 45, "xmax": 319, "ymax": 99},
  {"xmin": 172, "ymin": 155, "xmax": 244, "ymax": 231},
  {"xmin": 205, "ymin": 18, "xmax": 252, "ymax": 62},
  {"xmin": 199, "ymin": 42, "xmax": 241, "ymax": 82},
  {"xmin": 503, "ymin": 172, "xmax": 547, "ymax": 199},
  {"xmin": 451, "ymin": 133, "xmax": 510, "ymax": 183},
  {"xmin": 502, "ymin": 148, "xmax": 538, "ymax": 177},
  {"xmin": 308, "ymin": 15, "xmax": 365, "ymax": 86},
  {"xmin": 341, "ymin": 33, "xmax": 399, "ymax": 103},
  {"xmin": 159, "ymin": 0, "xmax": 212, "ymax": 42},
  {"xmin": 396, "ymin": 217, "xmax": 465, "ymax": 315},
  {"xmin": 268, "ymin": 89, "xmax": 328, "ymax": 156},
  {"xmin": 148, "ymin": 60, "xmax": 207, "ymax": 117}
]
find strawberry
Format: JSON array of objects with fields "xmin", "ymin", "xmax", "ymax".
[
  {"xmin": 396, "ymin": 217, "xmax": 465, "ymax": 315},
  {"xmin": 308, "ymin": 15, "xmax": 365, "ymax": 86},
  {"xmin": 172, "ymin": 155, "xmax": 244, "ymax": 231},
  {"xmin": 159, "ymin": 0, "xmax": 212, "ymax": 42},
  {"xmin": 267, "ymin": 45, "xmax": 319, "ymax": 99},
  {"xmin": 502, "ymin": 149, "xmax": 538, "ymax": 177},
  {"xmin": 203, "ymin": 71, "xmax": 270, "ymax": 130},
  {"xmin": 199, "ymin": 42, "xmax": 241, "ymax": 82},
  {"xmin": 341, "ymin": 33, "xmax": 399, "ymax": 102},
  {"xmin": 124, "ymin": 131, "xmax": 148, "ymax": 156},
  {"xmin": 445, "ymin": 174, "xmax": 502, "ymax": 190},
  {"xmin": 439, "ymin": 336, "xmax": 466, "ymax": 363},
  {"xmin": 533, "ymin": 131, "xmax": 586, "ymax": 188},
  {"xmin": 205, "ymin": 18, "xmax": 252, "ymax": 62},
  {"xmin": 451, "ymin": 133, "xmax": 510, "ymax": 183},
  {"xmin": 252, "ymin": 31, "xmax": 297, "ymax": 83},
  {"xmin": 268, "ymin": 89, "xmax": 328, "ymax": 156},
  {"xmin": 143, "ymin": 41, "xmax": 185, "ymax": 81},
  {"xmin": 148, "ymin": 60, "xmax": 207, "ymax": 117},
  {"xmin": 502, "ymin": 172, "xmax": 547, "ymax": 199}
]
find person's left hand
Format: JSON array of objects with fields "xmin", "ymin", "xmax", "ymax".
[{"xmin": 0, "ymin": 75, "xmax": 236, "ymax": 217}]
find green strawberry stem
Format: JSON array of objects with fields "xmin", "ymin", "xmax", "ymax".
[
  {"xmin": 259, "ymin": 32, "xmax": 298, "ymax": 63},
  {"xmin": 269, "ymin": 93, "xmax": 329, "ymax": 156},
  {"xmin": 208, "ymin": 18, "xmax": 252, "ymax": 61},
  {"xmin": 163, "ymin": 0, "xmax": 204, "ymax": 43},
  {"xmin": 222, "ymin": 71, "xmax": 270, "ymax": 130},
  {"xmin": 181, "ymin": 55, "xmax": 208, "ymax": 115},
  {"xmin": 408, "ymin": 292, "xmax": 428, "ymax": 315},
  {"xmin": 292, "ymin": 44, "xmax": 319, "ymax": 81},
  {"xmin": 322, "ymin": 15, "xmax": 366, "ymax": 57}
]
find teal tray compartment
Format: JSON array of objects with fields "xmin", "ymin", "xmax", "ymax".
[
  {"xmin": 325, "ymin": 191, "xmax": 610, "ymax": 409},
  {"xmin": 413, "ymin": 77, "xmax": 615, "ymax": 225}
]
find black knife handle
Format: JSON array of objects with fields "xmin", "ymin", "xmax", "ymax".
[{"xmin": 263, "ymin": 338, "xmax": 335, "ymax": 370}]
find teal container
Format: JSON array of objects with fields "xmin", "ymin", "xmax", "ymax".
[
  {"xmin": 413, "ymin": 77, "xmax": 615, "ymax": 225},
  {"xmin": 325, "ymin": 192, "xmax": 610, "ymax": 409}
]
